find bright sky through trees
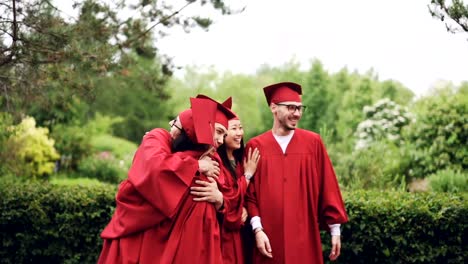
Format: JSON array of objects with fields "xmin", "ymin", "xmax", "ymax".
[
  {"xmin": 54, "ymin": 0, "xmax": 468, "ymax": 96},
  {"xmin": 158, "ymin": 0, "xmax": 468, "ymax": 96}
]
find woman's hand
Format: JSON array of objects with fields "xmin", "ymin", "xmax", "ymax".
[
  {"xmin": 243, "ymin": 147, "xmax": 260, "ymax": 178},
  {"xmin": 190, "ymin": 177, "xmax": 224, "ymax": 210}
]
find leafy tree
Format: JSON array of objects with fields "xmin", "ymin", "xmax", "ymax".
[
  {"xmin": 0, "ymin": 0, "xmax": 236, "ymax": 132},
  {"xmin": 429, "ymin": 0, "xmax": 468, "ymax": 34},
  {"xmin": 335, "ymin": 73, "xmax": 375, "ymax": 148},
  {"xmin": 301, "ymin": 60, "xmax": 331, "ymax": 133},
  {"xmin": 375, "ymin": 80, "xmax": 414, "ymax": 106},
  {"xmin": 404, "ymin": 83, "xmax": 468, "ymax": 178}
]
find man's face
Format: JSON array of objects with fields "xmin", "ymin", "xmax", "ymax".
[
  {"xmin": 213, "ymin": 123, "xmax": 228, "ymax": 149},
  {"xmin": 169, "ymin": 117, "xmax": 183, "ymax": 140},
  {"xmin": 272, "ymin": 101, "xmax": 304, "ymax": 130}
]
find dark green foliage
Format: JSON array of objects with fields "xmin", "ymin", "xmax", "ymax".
[
  {"xmin": 321, "ymin": 190, "xmax": 468, "ymax": 264},
  {"xmin": 0, "ymin": 178, "xmax": 116, "ymax": 264},
  {"xmin": 91, "ymin": 55, "xmax": 172, "ymax": 142},
  {"xmin": 404, "ymin": 86, "xmax": 467, "ymax": 178},
  {"xmin": 301, "ymin": 60, "xmax": 331, "ymax": 133},
  {"xmin": 0, "ymin": 181, "xmax": 466, "ymax": 263},
  {"xmin": 1, "ymin": 0, "xmax": 234, "ymax": 143},
  {"xmin": 52, "ymin": 124, "xmax": 93, "ymax": 171},
  {"xmin": 0, "ymin": 113, "xmax": 16, "ymax": 176}
]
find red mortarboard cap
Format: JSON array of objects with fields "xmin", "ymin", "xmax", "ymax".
[
  {"xmin": 263, "ymin": 82, "xmax": 302, "ymax": 105},
  {"xmin": 195, "ymin": 94, "xmax": 236, "ymax": 128},
  {"xmin": 179, "ymin": 97, "xmax": 217, "ymax": 145},
  {"xmin": 221, "ymin": 97, "xmax": 232, "ymax": 109},
  {"xmin": 221, "ymin": 97, "xmax": 239, "ymax": 120}
]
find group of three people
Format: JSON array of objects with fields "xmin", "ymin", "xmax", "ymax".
[{"xmin": 97, "ymin": 81, "xmax": 349, "ymax": 264}]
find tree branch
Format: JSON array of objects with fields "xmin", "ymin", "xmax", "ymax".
[
  {"xmin": 436, "ymin": 1, "xmax": 468, "ymax": 33},
  {"xmin": 124, "ymin": 1, "xmax": 194, "ymax": 46}
]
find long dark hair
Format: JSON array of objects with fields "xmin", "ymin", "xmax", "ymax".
[
  {"xmin": 218, "ymin": 138, "xmax": 245, "ymax": 181},
  {"xmin": 172, "ymin": 130, "xmax": 207, "ymax": 152}
]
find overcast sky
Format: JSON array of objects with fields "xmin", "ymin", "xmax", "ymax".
[
  {"xmin": 55, "ymin": 0, "xmax": 468, "ymax": 96},
  {"xmin": 157, "ymin": 0, "xmax": 468, "ymax": 96}
]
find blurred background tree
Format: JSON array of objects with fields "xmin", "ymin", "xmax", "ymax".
[{"xmin": 0, "ymin": 0, "xmax": 237, "ymax": 178}]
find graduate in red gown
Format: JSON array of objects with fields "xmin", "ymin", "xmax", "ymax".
[
  {"xmin": 98, "ymin": 96, "xmax": 235, "ymax": 264},
  {"xmin": 245, "ymin": 82, "xmax": 349, "ymax": 264},
  {"xmin": 216, "ymin": 98, "xmax": 260, "ymax": 264}
]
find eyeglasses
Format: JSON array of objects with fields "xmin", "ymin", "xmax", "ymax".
[
  {"xmin": 275, "ymin": 103, "xmax": 307, "ymax": 113},
  {"xmin": 171, "ymin": 119, "xmax": 183, "ymax": 131}
]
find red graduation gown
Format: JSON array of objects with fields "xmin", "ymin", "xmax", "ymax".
[
  {"xmin": 220, "ymin": 163, "xmax": 248, "ymax": 264},
  {"xmin": 245, "ymin": 129, "xmax": 348, "ymax": 264},
  {"xmin": 98, "ymin": 128, "xmax": 224, "ymax": 264}
]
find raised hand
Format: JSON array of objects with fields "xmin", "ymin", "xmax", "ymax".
[{"xmin": 243, "ymin": 147, "xmax": 260, "ymax": 178}]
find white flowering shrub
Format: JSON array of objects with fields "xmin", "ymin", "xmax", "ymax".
[{"xmin": 355, "ymin": 98, "xmax": 414, "ymax": 149}]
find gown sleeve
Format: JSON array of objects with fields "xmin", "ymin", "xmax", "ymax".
[
  {"xmin": 128, "ymin": 128, "xmax": 199, "ymax": 219},
  {"xmin": 244, "ymin": 140, "xmax": 261, "ymax": 218},
  {"xmin": 316, "ymin": 137, "xmax": 348, "ymax": 229}
]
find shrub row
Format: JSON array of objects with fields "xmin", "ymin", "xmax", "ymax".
[
  {"xmin": 321, "ymin": 190, "xmax": 467, "ymax": 263},
  {"xmin": 0, "ymin": 179, "xmax": 466, "ymax": 263},
  {"xmin": 0, "ymin": 179, "xmax": 115, "ymax": 264}
]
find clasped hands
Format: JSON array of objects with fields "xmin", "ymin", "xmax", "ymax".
[{"xmin": 191, "ymin": 156, "xmax": 223, "ymax": 210}]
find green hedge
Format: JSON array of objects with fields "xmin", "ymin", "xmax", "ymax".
[
  {"xmin": 321, "ymin": 190, "xmax": 467, "ymax": 264},
  {"xmin": 0, "ymin": 180, "xmax": 466, "ymax": 263},
  {"xmin": 0, "ymin": 179, "xmax": 116, "ymax": 264}
]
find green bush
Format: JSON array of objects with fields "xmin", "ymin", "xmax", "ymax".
[
  {"xmin": 428, "ymin": 169, "xmax": 468, "ymax": 193},
  {"xmin": 404, "ymin": 86, "xmax": 467, "ymax": 178},
  {"xmin": 51, "ymin": 124, "xmax": 92, "ymax": 171},
  {"xmin": 0, "ymin": 181, "xmax": 466, "ymax": 264},
  {"xmin": 7, "ymin": 116, "xmax": 60, "ymax": 179},
  {"xmin": 77, "ymin": 153, "xmax": 127, "ymax": 184},
  {"xmin": 337, "ymin": 141, "xmax": 410, "ymax": 190},
  {"xmin": 321, "ymin": 190, "xmax": 468, "ymax": 264},
  {"xmin": 0, "ymin": 179, "xmax": 116, "ymax": 264}
]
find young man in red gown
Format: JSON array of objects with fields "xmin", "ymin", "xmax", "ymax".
[{"xmin": 245, "ymin": 82, "xmax": 348, "ymax": 264}]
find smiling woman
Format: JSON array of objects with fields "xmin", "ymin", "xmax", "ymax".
[{"xmin": 215, "ymin": 97, "xmax": 261, "ymax": 264}]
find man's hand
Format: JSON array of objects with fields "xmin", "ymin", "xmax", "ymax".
[
  {"xmin": 198, "ymin": 156, "xmax": 220, "ymax": 179},
  {"xmin": 241, "ymin": 207, "xmax": 248, "ymax": 224},
  {"xmin": 329, "ymin": 235, "xmax": 341, "ymax": 261},
  {"xmin": 190, "ymin": 177, "xmax": 223, "ymax": 210},
  {"xmin": 255, "ymin": 229, "xmax": 273, "ymax": 258}
]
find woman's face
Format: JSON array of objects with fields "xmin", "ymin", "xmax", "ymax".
[{"xmin": 224, "ymin": 119, "xmax": 244, "ymax": 151}]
